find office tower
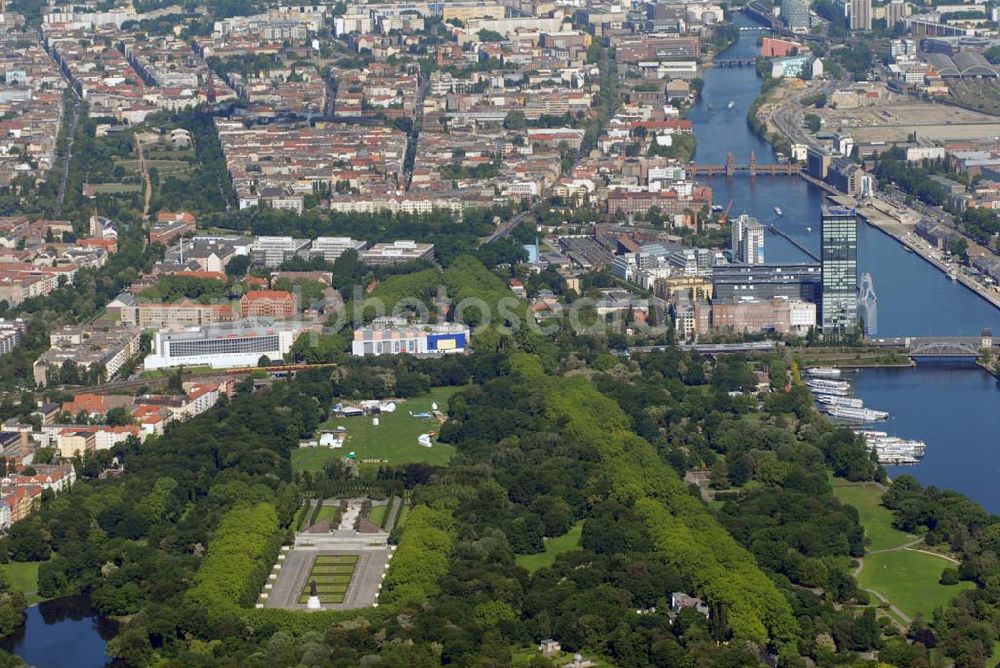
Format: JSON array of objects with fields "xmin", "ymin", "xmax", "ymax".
[
  {"xmin": 730, "ymin": 214, "xmax": 765, "ymax": 265},
  {"xmin": 850, "ymin": 0, "xmax": 872, "ymax": 31},
  {"xmin": 781, "ymin": 0, "xmax": 810, "ymax": 30},
  {"xmin": 821, "ymin": 206, "xmax": 858, "ymax": 335}
]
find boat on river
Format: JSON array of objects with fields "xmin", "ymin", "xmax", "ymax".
[
  {"xmin": 855, "ymin": 430, "xmax": 926, "ymax": 463},
  {"xmin": 774, "ymin": 206, "xmax": 783, "ymax": 216},
  {"xmin": 806, "ymin": 367, "xmax": 841, "ymax": 378},
  {"xmin": 826, "ymin": 405, "xmax": 889, "ymax": 421},
  {"xmin": 816, "ymin": 395, "xmax": 863, "ymax": 408},
  {"xmin": 807, "ymin": 383, "xmax": 849, "ymax": 396},
  {"xmin": 806, "ymin": 378, "xmax": 850, "ymax": 391},
  {"xmin": 727, "ymin": 100, "xmax": 735, "ymax": 109}
]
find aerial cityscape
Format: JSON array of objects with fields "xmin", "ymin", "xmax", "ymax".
[{"xmin": 0, "ymin": 0, "xmax": 998, "ymax": 665}]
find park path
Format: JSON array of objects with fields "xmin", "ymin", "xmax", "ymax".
[
  {"xmin": 853, "ymin": 537, "xmax": 959, "ymax": 630},
  {"xmin": 852, "ymin": 540, "xmax": 923, "ymax": 629},
  {"xmin": 138, "ymin": 137, "xmax": 152, "ymax": 219},
  {"xmin": 906, "ymin": 547, "xmax": 959, "ymax": 564},
  {"xmin": 383, "ymin": 496, "xmax": 402, "ymax": 532},
  {"xmin": 54, "ymin": 95, "xmax": 82, "ymax": 216}
]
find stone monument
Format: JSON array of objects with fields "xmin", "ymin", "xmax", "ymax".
[{"xmin": 306, "ymin": 580, "xmax": 322, "ymax": 610}]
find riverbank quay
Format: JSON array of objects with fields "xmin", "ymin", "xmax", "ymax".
[
  {"xmin": 977, "ymin": 359, "xmax": 1000, "ymax": 380},
  {"xmin": 827, "ymin": 194, "xmax": 1000, "ymax": 312}
]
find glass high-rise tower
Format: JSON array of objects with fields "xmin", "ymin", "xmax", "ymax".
[{"xmin": 821, "ymin": 206, "xmax": 858, "ymax": 335}]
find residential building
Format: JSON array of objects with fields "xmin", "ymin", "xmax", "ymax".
[
  {"xmin": 33, "ymin": 325, "xmax": 143, "ymax": 386},
  {"xmin": 351, "ymin": 318, "xmax": 469, "ymax": 356},
  {"xmin": 671, "ymin": 592, "xmax": 709, "ymax": 617},
  {"xmin": 0, "ymin": 319, "xmax": 25, "ymax": 356},
  {"xmin": 61, "ymin": 393, "xmax": 135, "ymax": 421},
  {"xmin": 821, "ymin": 207, "xmax": 859, "ymax": 335},
  {"xmin": 827, "ymin": 158, "xmax": 873, "ymax": 197},
  {"xmin": 54, "ymin": 429, "xmax": 96, "ymax": 458},
  {"xmin": 850, "ymin": 0, "xmax": 872, "ymax": 31},
  {"xmin": 730, "ymin": 214, "xmax": 765, "ymax": 265},
  {"xmin": 240, "ymin": 290, "xmax": 298, "ymax": 320},
  {"xmin": 111, "ymin": 297, "xmax": 236, "ymax": 329},
  {"xmin": 887, "ymin": 0, "xmax": 910, "ymax": 27},
  {"xmin": 149, "ymin": 211, "xmax": 196, "ymax": 246}
]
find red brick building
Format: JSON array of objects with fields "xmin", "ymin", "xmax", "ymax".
[{"xmin": 760, "ymin": 38, "xmax": 802, "ymax": 58}]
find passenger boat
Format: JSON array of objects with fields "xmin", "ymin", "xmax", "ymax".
[
  {"xmin": 816, "ymin": 395, "xmax": 863, "ymax": 408},
  {"xmin": 826, "ymin": 405, "xmax": 889, "ymax": 421}
]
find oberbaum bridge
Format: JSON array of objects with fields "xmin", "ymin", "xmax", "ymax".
[{"xmin": 685, "ymin": 151, "xmax": 802, "ymax": 178}]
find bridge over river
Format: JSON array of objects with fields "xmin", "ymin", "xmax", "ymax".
[
  {"xmin": 870, "ymin": 331, "xmax": 996, "ymax": 357},
  {"xmin": 685, "ymin": 150, "xmax": 802, "ymax": 177}
]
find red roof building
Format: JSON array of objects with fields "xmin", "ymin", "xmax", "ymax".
[{"xmin": 240, "ymin": 289, "xmax": 298, "ymax": 320}]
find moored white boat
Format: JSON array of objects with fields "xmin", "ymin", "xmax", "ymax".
[
  {"xmin": 826, "ymin": 405, "xmax": 889, "ymax": 421},
  {"xmin": 816, "ymin": 394, "xmax": 863, "ymax": 408}
]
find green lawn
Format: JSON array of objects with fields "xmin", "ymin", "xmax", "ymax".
[
  {"xmin": 1, "ymin": 561, "xmax": 41, "ymax": 603},
  {"xmin": 369, "ymin": 504, "xmax": 388, "ymax": 527},
  {"xmin": 299, "ymin": 592, "xmax": 345, "ymax": 604},
  {"xmin": 87, "ymin": 183, "xmax": 142, "ymax": 194},
  {"xmin": 313, "ymin": 504, "xmax": 340, "ymax": 527},
  {"xmin": 292, "ymin": 387, "xmax": 461, "ymax": 473},
  {"xmin": 291, "ymin": 448, "xmax": 344, "ymax": 475},
  {"xmin": 832, "ymin": 481, "xmax": 915, "ymax": 551},
  {"xmin": 512, "ymin": 647, "xmax": 612, "ymax": 667},
  {"xmin": 116, "ymin": 158, "xmax": 191, "ymax": 173},
  {"xmin": 312, "ymin": 565, "xmax": 356, "ymax": 574},
  {"xmin": 859, "ymin": 550, "xmax": 972, "ymax": 619},
  {"xmin": 315, "ymin": 555, "xmax": 357, "ymax": 564},
  {"xmin": 300, "ymin": 554, "xmax": 358, "ymax": 605},
  {"xmin": 516, "ymin": 521, "xmax": 584, "ymax": 573}
]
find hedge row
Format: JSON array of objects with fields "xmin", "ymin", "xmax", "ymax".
[
  {"xmin": 379, "ymin": 505, "xmax": 456, "ymax": 608},
  {"xmin": 187, "ymin": 502, "xmax": 282, "ymax": 615},
  {"xmin": 512, "ymin": 353, "xmax": 799, "ymax": 649}
]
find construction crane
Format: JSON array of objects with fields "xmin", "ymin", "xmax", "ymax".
[{"xmin": 719, "ymin": 197, "xmax": 734, "ymax": 224}]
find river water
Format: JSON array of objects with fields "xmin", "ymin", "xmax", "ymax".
[{"xmin": 696, "ymin": 19, "xmax": 1000, "ymax": 511}]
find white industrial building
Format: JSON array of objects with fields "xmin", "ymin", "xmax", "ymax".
[
  {"xmin": 309, "ymin": 237, "xmax": 367, "ymax": 263},
  {"xmin": 351, "ymin": 318, "xmax": 470, "ymax": 356},
  {"xmin": 143, "ymin": 320, "xmax": 307, "ymax": 370}
]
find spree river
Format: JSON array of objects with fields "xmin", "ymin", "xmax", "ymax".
[{"xmin": 695, "ymin": 19, "xmax": 1000, "ymax": 511}]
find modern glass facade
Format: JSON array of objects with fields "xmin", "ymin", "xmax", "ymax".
[
  {"xmin": 781, "ymin": 0, "xmax": 811, "ymax": 30},
  {"xmin": 821, "ymin": 207, "xmax": 858, "ymax": 335}
]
